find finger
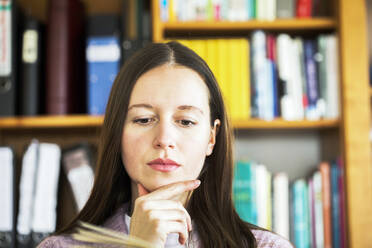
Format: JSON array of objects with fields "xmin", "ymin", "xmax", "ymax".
[
  {"xmin": 147, "ymin": 209, "xmax": 192, "ymax": 232},
  {"xmin": 160, "ymin": 221, "xmax": 189, "ymax": 245},
  {"xmin": 137, "ymin": 183, "xmax": 149, "ymax": 196},
  {"xmin": 135, "ymin": 200, "xmax": 192, "ymax": 231},
  {"xmin": 144, "ymin": 180, "xmax": 201, "ymax": 201}
]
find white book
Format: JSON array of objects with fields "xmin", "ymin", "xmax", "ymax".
[
  {"xmin": 273, "ymin": 173, "xmax": 289, "ymax": 239},
  {"xmin": 0, "ymin": 147, "xmax": 14, "ymax": 233},
  {"xmin": 313, "ymin": 171, "xmax": 325, "ymax": 248},
  {"xmin": 256, "ymin": 0, "xmax": 266, "ymax": 20},
  {"xmin": 17, "ymin": 141, "xmax": 39, "ymax": 236},
  {"xmin": 31, "ymin": 143, "xmax": 61, "ymax": 234},
  {"xmin": 256, "ymin": 164, "xmax": 269, "ymax": 229},
  {"xmin": 325, "ymin": 35, "xmax": 340, "ymax": 119},
  {"xmin": 277, "ymin": 34, "xmax": 298, "ymax": 120},
  {"xmin": 252, "ymin": 31, "xmax": 274, "ymax": 120},
  {"xmin": 292, "ymin": 38, "xmax": 306, "ymax": 120},
  {"xmin": 267, "ymin": 0, "xmax": 277, "ymax": 20},
  {"xmin": 62, "ymin": 147, "xmax": 95, "ymax": 211}
]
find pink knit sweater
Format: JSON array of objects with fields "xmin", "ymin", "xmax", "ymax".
[{"xmin": 38, "ymin": 203, "xmax": 293, "ymax": 248}]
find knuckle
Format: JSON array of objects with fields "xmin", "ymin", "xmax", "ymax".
[{"xmin": 153, "ymin": 219, "xmax": 162, "ymax": 232}]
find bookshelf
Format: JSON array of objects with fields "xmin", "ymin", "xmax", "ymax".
[
  {"xmin": 153, "ymin": 0, "xmax": 372, "ymax": 248},
  {"xmin": 0, "ymin": 0, "xmax": 371, "ymax": 247}
]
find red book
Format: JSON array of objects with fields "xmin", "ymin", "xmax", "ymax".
[
  {"xmin": 46, "ymin": 0, "xmax": 86, "ymax": 114},
  {"xmin": 296, "ymin": 0, "xmax": 312, "ymax": 18},
  {"xmin": 266, "ymin": 34, "xmax": 276, "ymax": 62},
  {"xmin": 319, "ymin": 162, "xmax": 333, "ymax": 248}
]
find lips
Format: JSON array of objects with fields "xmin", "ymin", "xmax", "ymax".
[{"xmin": 147, "ymin": 158, "xmax": 180, "ymax": 172}]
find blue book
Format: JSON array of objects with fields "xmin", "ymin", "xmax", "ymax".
[
  {"xmin": 86, "ymin": 37, "xmax": 120, "ymax": 115},
  {"xmin": 304, "ymin": 40, "xmax": 319, "ymax": 118},
  {"xmin": 233, "ymin": 160, "xmax": 257, "ymax": 224},
  {"xmin": 247, "ymin": 0, "xmax": 256, "ymax": 19},
  {"xmin": 271, "ymin": 62, "xmax": 279, "ymax": 117},
  {"xmin": 293, "ymin": 179, "xmax": 310, "ymax": 248},
  {"xmin": 331, "ymin": 161, "xmax": 341, "ymax": 248}
]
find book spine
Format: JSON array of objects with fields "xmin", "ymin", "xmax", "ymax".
[
  {"xmin": 319, "ymin": 162, "xmax": 333, "ymax": 248},
  {"xmin": 331, "ymin": 161, "xmax": 341, "ymax": 248},
  {"xmin": 304, "ymin": 39, "xmax": 320, "ymax": 120},
  {"xmin": 273, "ymin": 173, "xmax": 289, "ymax": 239},
  {"xmin": 277, "ymin": 0, "xmax": 294, "ymax": 18},
  {"xmin": 293, "ymin": 179, "xmax": 310, "ymax": 248},
  {"xmin": 308, "ymin": 178, "xmax": 316, "ymax": 248},
  {"xmin": 296, "ymin": 0, "xmax": 312, "ymax": 17},
  {"xmin": 0, "ymin": 0, "xmax": 16, "ymax": 116},
  {"xmin": 46, "ymin": 0, "xmax": 85, "ymax": 114},
  {"xmin": 313, "ymin": 171, "xmax": 324, "ymax": 248},
  {"xmin": 20, "ymin": 17, "xmax": 43, "ymax": 116},
  {"xmin": 233, "ymin": 160, "xmax": 252, "ymax": 222}
]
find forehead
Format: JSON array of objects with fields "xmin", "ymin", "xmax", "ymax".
[{"xmin": 129, "ymin": 64, "xmax": 210, "ymax": 107}]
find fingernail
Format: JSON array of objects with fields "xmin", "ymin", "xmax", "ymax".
[{"xmin": 194, "ymin": 180, "xmax": 201, "ymax": 186}]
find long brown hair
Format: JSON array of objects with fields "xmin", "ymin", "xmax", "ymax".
[{"xmin": 58, "ymin": 41, "xmax": 258, "ymax": 247}]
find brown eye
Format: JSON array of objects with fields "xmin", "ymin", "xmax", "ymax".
[
  {"xmin": 178, "ymin": 120, "xmax": 196, "ymax": 127},
  {"xmin": 133, "ymin": 118, "xmax": 154, "ymax": 125}
]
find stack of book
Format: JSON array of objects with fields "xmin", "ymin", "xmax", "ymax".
[
  {"xmin": 233, "ymin": 159, "xmax": 347, "ymax": 247},
  {"xmin": 160, "ymin": 0, "xmax": 330, "ymax": 22},
  {"xmin": 173, "ymin": 33, "xmax": 339, "ymax": 121}
]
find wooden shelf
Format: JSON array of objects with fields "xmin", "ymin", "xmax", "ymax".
[
  {"xmin": 232, "ymin": 119, "xmax": 339, "ymax": 129},
  {"xmin": 162, "ymin": 18, "xmax": 336, "ymax": 31},
  {"xmin": 0, "ymin": 115, "xmax": 339, "ymax": 129},
  {"xmin": 0, "ymin": 115, "xmax": 103, "ymax": 129}
]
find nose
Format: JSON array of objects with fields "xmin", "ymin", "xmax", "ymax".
[{"xmin": 153, "ymin": 120, "xmax": 176, "ymax": 150}]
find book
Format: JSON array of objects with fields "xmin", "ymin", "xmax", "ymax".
[
  {"xmin": 292, "ymin": 179, "xmax": 310, "ymax": 248},
  {"xmin": 72, "ymin": 221, "xmax": 156, "ymax": 247},
  {"xmin": 0, "ymin": 147, "xmax": 16, "ymax": 248},
  {"xmin": 86, "ymin": 14, "xmax": 121, "ymax": 115},
  {"xmin": 277, "ymin": 34, "xmax": 298, "ymax": 120},
  {"xmin": 308, "ymin": 177, "xmax": 316, "ymax": 248},
  {"xmin": 0, "ymin": 0, "xmax": 17, "ymax": 116},
  {"xmin": 273, "ymin": 172, "xmax": 289, "ymax": 239},
  {"xmin": 19, "ymin": 14, "xmax": 45, "ymax": 116},
  {"xmin": 256, "ymin": 164, "xmax": 271, "ymax": 229},
  {"xmin": 313, "ymin": 171, "xmax": 324, "ymax": 248},
  {"xmin": 319, "ymin": 162, "xmax": 332, "ymax": 248},
  {"xmin": 330, "ymin": 161, "xmax": 341, "ymax": 248},
  {"xmin": 62, "ymin": 144, "xmax": 95, "ymax": 211},
  {"xmin": 17, "ymin": 141, "xmax": 39, "ymax": 248},
  {"xmin": 325, "ymin": 35, "xmax": 339, "ymax": 119},
  {"xmin": 277, "ymin": 0, "xmax": 294, "ymax": 18},
  {"xmin": 46, "ymin": 0, "xmax": 86, "ymax": 114},
  {"xmin": 296, "ymin": 0, "xmax": 312, "ymax": 17},
  {"xmin": 31, "ymin": 142, "xmax": 61, "ymax": 246},
  {"xmin": 304, "ymin": 39, "xmax": 320, "ymax": 120},
  {"xmin": 233, "ymin": 160, "xmax": 253, "ymax": 223}
]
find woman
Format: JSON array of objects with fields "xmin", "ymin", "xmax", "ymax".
[{"xmin": 39, "ymin": 42, "xmax": 293, "ymax": 247}]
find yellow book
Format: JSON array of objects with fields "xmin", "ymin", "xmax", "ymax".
[
  {"xmin": 205, "ymin": 39, "xmax": 219, "ymax": 80},
  {"xmin": 169, "ymin": 0, "xmax": 176, "ymax": 22},
  {"xmin": 189, "ymin": 40, "xmax": 207, "ymax": 61},
  {"xmin": 240, "ymin": 39, "xmax": 251, "ymax": 119},
  {"xmin": 217, "ymin": 39, "xmax": 231, "ymax": 116},
  {"xmin": 229, "ymin": 39, "xmax": 241, "ymax": 120}
]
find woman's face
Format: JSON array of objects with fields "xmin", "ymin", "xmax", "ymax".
[{"xmin": 121, "ymin": 64, "xmax": 219, "ymax": 192}]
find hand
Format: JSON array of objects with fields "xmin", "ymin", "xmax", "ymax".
[{"xmin": 129, "ymin": 180, "xmax": 201, "ymax": 247}]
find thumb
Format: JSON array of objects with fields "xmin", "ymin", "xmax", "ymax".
[{"xmin": 137, "ymin": 183, "xmax": 149, "ymax": 197}]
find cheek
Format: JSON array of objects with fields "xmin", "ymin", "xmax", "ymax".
[
  {"xmin": 121, "ymin": 129, "xmax": 145, "ymax": 175},
  {"xmin": 181, "ymin": 130, "xmax": 211, "ymax": 174}
]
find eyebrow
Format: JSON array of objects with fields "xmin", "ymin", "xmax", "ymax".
[{"xmin": 128, "ymin": 104, "xmax": 204, "ymax": 115}]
